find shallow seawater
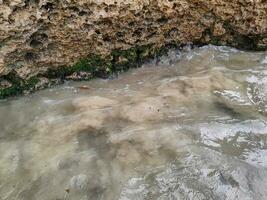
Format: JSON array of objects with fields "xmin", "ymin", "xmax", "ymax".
[{"xmin": 1, "ymin": 45, "xmax": 267, "ymax": 200}]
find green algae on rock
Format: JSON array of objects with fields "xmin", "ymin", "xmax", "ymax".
[
  {"xmin": 0, "ymin": 45, "xmax": 157, "ymax": 99},
  {"xmin": 1, "ymin": 0, "xmax": 267, "ymax": 98}
]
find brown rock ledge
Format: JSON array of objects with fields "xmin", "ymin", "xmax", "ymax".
[{"xmin": 0, "ymin": 0, "xmax": 266, "ymax": 98}]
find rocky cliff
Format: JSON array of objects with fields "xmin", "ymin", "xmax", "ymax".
[{"xmin": 0, "ymin": 0, "xmax": 267, "ymax": 98}]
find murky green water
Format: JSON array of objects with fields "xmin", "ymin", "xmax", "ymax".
[{"xmin": 1, "ymin": 45, "xmax": 267, "ymax": 200}]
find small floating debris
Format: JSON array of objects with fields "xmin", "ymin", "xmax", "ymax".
[{"xmin": 77, "ymin": 85, "xmax": 91, "ymax": 90}]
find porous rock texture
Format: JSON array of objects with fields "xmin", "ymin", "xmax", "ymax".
[{"xmin": 0, "ymin": 0, "xmax": 267, "ymax": 98}]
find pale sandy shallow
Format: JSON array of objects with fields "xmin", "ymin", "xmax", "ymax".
[{"xmin": 1, "ymin": 45, "xmax": 267, "ymax": 200}]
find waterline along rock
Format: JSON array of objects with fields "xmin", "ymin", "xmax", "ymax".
[{"xmin": 0, "ymin": 0, "xmax": 267, "ymax": 98}]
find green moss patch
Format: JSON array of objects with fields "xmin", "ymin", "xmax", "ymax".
[
  {"xmin": 0, "ymin": 75, "xmax": 41, "ymax": 99},
  {"xmin": 0, "ymin": 45, "xmax": 160, "ymax": 99}
]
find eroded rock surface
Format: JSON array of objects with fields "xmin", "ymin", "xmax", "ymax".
[{"xmin": 0, "ymin": 0, "xmax": 267, "ymax": 97}]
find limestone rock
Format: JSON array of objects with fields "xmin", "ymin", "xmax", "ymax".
[{"xmin": 0, "ymin": 0, "xmax": 266, "ymax": 97}]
